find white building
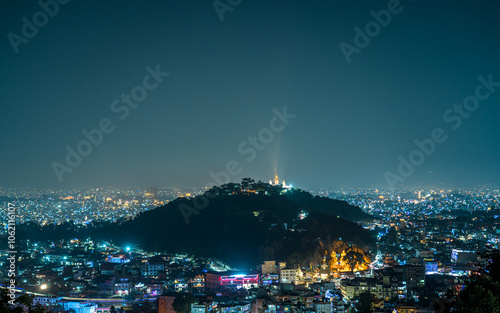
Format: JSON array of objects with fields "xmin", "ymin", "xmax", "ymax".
[
  {"xmin": 279, "ymin": 268, "xmax": 298, "ymax": 283},
  {"xmin": 314, "ymin": 302, "xmax": 332, "ymax": 313},
  {"xmin": 141, "ymin": 262, "xmax": 165, "ymax": 277},
  {"xmin": 33, "ymin": 296, "xmax": 61, "ymax": 307},
  {"xmin": 59, "ymin": 301, "xmax": 98, "ymax": 313}
]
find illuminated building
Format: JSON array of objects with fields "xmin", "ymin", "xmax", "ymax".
[
  {"xmin": 269, "ymin": 174, "xmax": 291, "ymax": 189},
  {"xmin": 58, "ymin": 301, "xmax": 98, "ymax": 313},
  {"xmin": 314, "ymin": 302, "xmax": 332, "ymax": 313},
  {"xmin": 425, "ymin": 262, "xmax": 438, "ymax": 274},
  {"xmin": 189, "ymin": 274, "xmax": 205, "ymax": 290},
  {"xmin": 114, "ymin": 278, "xmax": 131, "ymax": 295},
  {"xmin": 141, "ymin": 261, "xmax": 165, "ymax": 277},
  {"xmin": 261, "ymin": 273, "xmax": 279, "ymax": 285},
  {"xmin": 260, "ymin": 260, "xmax": 285, "ymax": 274},
  {"xmin": 191, "ymin": 303, "xmax": 212, "ymax": 313},
  {"xmin": 33, "ymin": 296, "xmax": 59, "ymax": 307},
  {"xmin": 340, "ymin": 278, "xmax": 402, "ymax": 301},
  {"xmin": 451, "ymin": 249, "xmax": 477, "ymax": 264},
  {"xmin": 106, "ymin": 253, "xmax": 130, "ymax": 263},
  {"xmin": 279, "ymin": 268, "xmax": 299, "ymax": 283},
  {"xmin": 205, "ymin": 271, "xmax": 260, "ymax": 291}
]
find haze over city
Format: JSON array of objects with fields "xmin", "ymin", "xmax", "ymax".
[{"xmin": 2, "ymin": 0, "xmax": 500, "ymax": 189}]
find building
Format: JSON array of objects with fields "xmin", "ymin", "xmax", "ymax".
[
  {"xmin": 205, "ymin": 271, "xmax": 260, "ymax": 291},
  {"xmin": 314, "ymin": 302, "xmax": 332, "ymax": 313},
  {"xmin": 279, "ymin": 268, "xmax": 298, "ymax": 284},
  {"xmin": 159, "ymin": 292, "xmax": 180, "ymax": 313},
  {"xmin": 100, "ymin": 263, "xmax": 116, "ymax": 276},
  {"xmin": 261, "ymin": 261, "xmax": 279, "ymax": 274},
  {"xmin": 451, "ymin": 249, "xmax": 477, "ymax": 265},
  {"xmin": 141, "ymin": 261, "xmax": 165, "ymax": 277},
  {"xmin": 114, "ymin": 278, "xmax": 131, "ymax": 295},
  {"xmin": 191, "ymin": 303, "xmax": 212, "ymax": 313},
  {"xmin": 98, "ymin": 277, "xmax": 115, "ymax": 296},
  {"xmin": 215, "ymin": 301, "xmax": 251, "ymax": 313},
  {"xmin": 340, "ymin": 278, "xmax": 401, "ymax": 301},
  {"xmin": 416, "ymin": 250, "xmax": 434, "ymax": 260},
  {"xmin": 32, "ymin": 296, "xmax": 61, "ymax": 307},
  {"xmin": 332, "ymin": 301, "xmax": 346, "ymax": 313},
  {"xmin": 106, "ymin": 253, "xmax": 130, "ymax": 263},
  {"xmin": 189, "ymin": 274, "xmax": 205, "ymax": 290},
  {"xmin": 397, "ymin": 305, "xmax": 434, "ymax": 313},
  {"xmin": 58, "ymin": 301, "xmax": 98, "ymax": 313},
  {"xmin": 261, "ymin": 273, "xmax": 280, "ymax": 285},
  {"xmin": 404, "ymin": 265, "xmax": 425, "ymax": 292}
]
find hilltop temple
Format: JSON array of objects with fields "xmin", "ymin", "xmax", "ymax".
[{"xmin": 269, "ymin": 174, "xmax": 291, "ymax": 189}]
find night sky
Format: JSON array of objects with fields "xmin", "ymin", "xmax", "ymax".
[{"xmin": 1, "ymin": 0, "xmax": 500, "ymax": 189}]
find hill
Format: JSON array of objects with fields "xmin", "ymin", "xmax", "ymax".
[
  {"xmin": 17, "ymin": 180, "xmax": 375, "ymax": 269},
  {"xmin": 98, "ymin": 180, "xmax": 374, "ymax": 268}
]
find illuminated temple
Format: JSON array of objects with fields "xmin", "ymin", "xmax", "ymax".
[{"xmin": 269, "ymin": 174, "xmax": 291, "ymax": 189}]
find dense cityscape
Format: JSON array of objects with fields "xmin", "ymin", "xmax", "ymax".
[
  {"xmin": 1, "ymin": 178, "xmax": 499, "ymax": 312},
  {"xmin": 3, "ymin": 0, "xmax": 500, "ymax": 313}
]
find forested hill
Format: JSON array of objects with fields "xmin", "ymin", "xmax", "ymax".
[
  {"xmin": 97, "ymin": 181, "xmax": 374, "ymax": 268},
  {"xmin": 283, "ymin": 187, "xmax": 372, "ymax": 221},
  {"xmin": 17, "ymin": 180, "xmax": 375, "ymax": 269}
]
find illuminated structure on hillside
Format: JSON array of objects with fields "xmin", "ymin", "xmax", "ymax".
[
  {"xmin": 269, "ymin": 174, "xmax": 291, "ymax": 189},
  {"xmin": 205, "ymin": 271, "xmax": 260, "ymax": 291}
]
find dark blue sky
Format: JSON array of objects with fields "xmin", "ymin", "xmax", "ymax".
[{"xmin": 1, "ymin": 0, "xmax": 499, "ymax": 189}]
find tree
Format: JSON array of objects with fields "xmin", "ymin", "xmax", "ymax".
[
  {"xmin": 455, "ymin": 247, "xmax": 500, "ymax": 313},
  {"xmin": 241, "ymin": 178, "xmax": 255, "ymax": 190},
  {"xmin": 356, "ymin": 291, "xmax": 376, "ymax": 313},
  {"xmin": 125, "ymin": 292, "xmax": 137, "ymax": 301},
  {"xmin": 480, "ymin": 247, "xmax": 500, "ymax": 283},
  {"xmin": 454, "ymin": 279, "xmax": 500, "ymax": 313},
  {"xmin": 172, "ymin": 293, "xmax": 197, "ymax": 313},
  {"xmin": 343, "ymin": 250, "xmax": 364, "ymax": 271},
  {"xmin": 0, "ymin": 290, "xmax": 50, "ymax": 313}
]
